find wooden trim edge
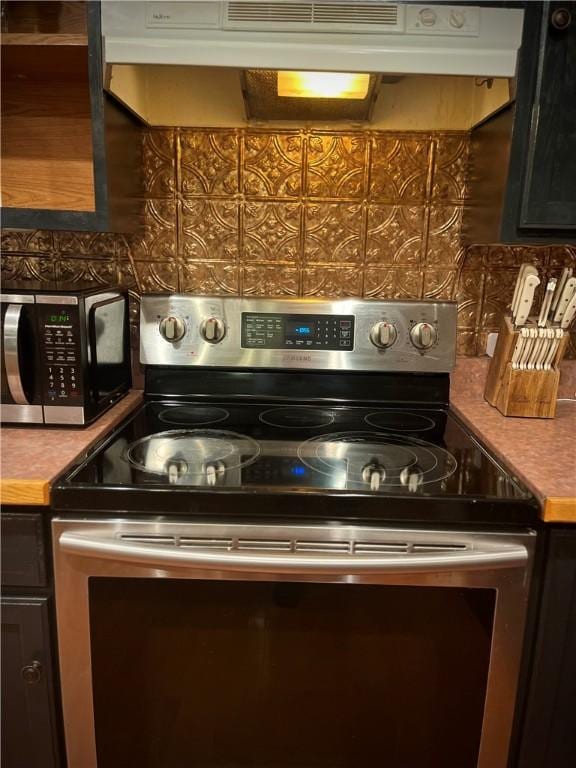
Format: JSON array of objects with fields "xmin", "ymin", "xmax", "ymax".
[
  {"xmin": 543, "ymin": 497, "xmax": 576, "ymax": 523},
  {"xmin": 0, "ymin": 480, "xmax": 50, "ymax": 506}
]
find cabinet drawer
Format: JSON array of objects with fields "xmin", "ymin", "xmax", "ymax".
[{"xmin": 1, "ymin": 513, "xmax": 47, "ymax": 587}]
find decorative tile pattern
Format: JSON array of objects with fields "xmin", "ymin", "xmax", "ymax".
[
  {"xmin": 0, "ymin": 253, "xmax": 56, "ymax": 284},
  {"xmin": 426, "ymin": 205, "xmax": 466, "ymax": 266},
  {"xmin": 306, "ymin": 134, "xmax": 367, "ymax": 199},
  {"xmin": 366, "ymin": 205, "xmax": 424, "ymax": 264},
  {"xmin": 1, "ymin": 126, "xmax": 574, "ymax": 357},
  {"xmin": 180, "ymin": 262, "xmax": 239, "ymax": 295},
  {"xmin": 55, "ymin": 258, "xmax": 119, "ymax": 286},
  {"xmin": 481, "ymin": 270, "xmax": 519, "ymax": 330},
  {"xmin": 120, "ymin": 200, "xmax": 177, "ymax": 261},
  {"xmin": 244, "ymin": 132, "xmax": 301, "ymax": 198},
  {"xmin": 143, "ymin": 129, "xmax": 176, "ymax": 199},
  {"xmin": 242, "ymin": 264, "xmax": 300, "ymax": 296},
  {"xmin": 179, "ymin": 130, "xmax": 239, "ymax": 197},
  {"xmin": 243, "ymin": 202, "xmax": 301, "ymax": 262},
  {"xmin": 133, "ymin": 261, "xmax": 179, "ymax": 293},
  {"xmin": 370, "ymin": 135, "xmax": 431, "ymax": 202},
  {"xmin": 303, "ymin": 267, "xmax": 362, "ymax": 297},
  {"xmin": 180, "ymin": 199, "xmax": 239, "ymax": 262},
  {"xmin": 431, "ymin": 134, "xmax": 469, "ymax": 202},
  {"xmin": 423, "ymin": 268, "xmax": 458, "ymax": 300},
  {"xmin": 364, "ymin": 267, "xmax": 423, "ymax": 299},
  {"xmin": 1, "ymin": 230, "xmax": 53, "ymax": 253},
  {"xmin": 304, "ymin": 203, "xmax": 364, "ymax": 264},
  {"xmin": 53, "ymin": 231, "xmax": 118, "ymax": 258},
  {"xmin": 454, "ymin": 270, "xmax": 485, "ymax": 329}
]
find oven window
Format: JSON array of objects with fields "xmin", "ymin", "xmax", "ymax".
[{"xmin": 89, "ymin": 579, "xmax": 495, "ymax": 768}]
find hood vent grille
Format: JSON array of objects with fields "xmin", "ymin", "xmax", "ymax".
[
  {"xmin": 227, "ymin": 2, "xmax": 313, "ymax": 24},
  {"xmin": 224, "ymin": 1, "xmax": 402, "ymax": 32},
  {"xmin": 314, "ymin": 3, "xmax": 399, "ymax": 25}
]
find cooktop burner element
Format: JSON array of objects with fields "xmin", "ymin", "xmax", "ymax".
[
  {"xmin": 297, "ymin": 431, "xmax": 457, "ymax": 492},
  {"xmin": 364, "ymin": 410, "xmax": 436, "ymax": 433},
  {"xmin": 259, "ymin": 407, "xmax": 335, "ymax": 429},
  {"xmin": 125, "ymin": 429, "xmax": 261, "ymax": 485},
  {"xmin": 157, "ymin": 405, "xmax": 229, "ymax": 426}
]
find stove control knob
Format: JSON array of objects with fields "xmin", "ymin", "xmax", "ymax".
[
  {"xmin": 400, "ymin": 465, "xmax": 424, "ymax": 493},
  {"xmin": 200, "ymin": 317, "xmax": 226, "ymax": 344},
  {"xmin": 159, "ymin": 316, "xmax": 186, "ymax": 343},
  {"xmin": 369, "ymin": 321, "xmax": 397, "ymax": 349},
  {"xmin": 362, "ymin": 462, "xmax": 386, "ymax": 492},
  {"xmin": 410, "ymin": 322, "xmax": 437, "ymax": 351},
  {"xmin": 418, "ymin": 7, "xmax": 437, "ymax": 26}
]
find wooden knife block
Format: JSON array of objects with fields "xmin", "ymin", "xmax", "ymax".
[{"xmin": 484, "ymin": 316, "xmax": 568, "ymax": 418}]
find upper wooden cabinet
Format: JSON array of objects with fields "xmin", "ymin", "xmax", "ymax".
[
  {"xmin": 0, "ymin": 1, "xmax": 142, "ymax": 232},
  {"xmin": 464, "ymin": 1, "xmax": 576, "ymax": 245}
]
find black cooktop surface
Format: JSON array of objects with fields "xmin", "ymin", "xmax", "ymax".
[{"xmin": 53, "ymin": 400, "xmax": 539, "ymax": 524}]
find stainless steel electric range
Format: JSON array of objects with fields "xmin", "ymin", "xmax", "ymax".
[{"xmin": 51, "ymin": 297, "xmax": 539, "ymax": 768}]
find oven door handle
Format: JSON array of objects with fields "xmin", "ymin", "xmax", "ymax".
[
  {"xmin": 59, "ymin": 533, "xmax": 528, "ymax": 573},
  {"xmin": 4, "ymin": 304, "xmax": 30, "ymax": 406}
]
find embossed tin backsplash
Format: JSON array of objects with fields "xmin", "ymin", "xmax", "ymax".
[{"xmin": 1, "ymin": 127, "xmax": 574, "ymax": 357}]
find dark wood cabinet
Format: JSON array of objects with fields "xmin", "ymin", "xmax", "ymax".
[
  {"xmin": 464, "ymin": 1, "xmax": 576, "ymax": 244},
  {"xmin": 1, "ymin": 597, "xmax": 61, "ymax": 768},
  {"xmin": 515, "ymin": 528, "xmax": 576, "ymax": 767},
  {"xmin": 0, "ymin": 0, "xmax": 142, "ymax": 232},
  {"xmin": 1, "ymin": 509, "xmax": 63, "ymax": 768}
]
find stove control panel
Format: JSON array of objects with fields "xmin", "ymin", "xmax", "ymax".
[
  {"xmin": 242, "ymin": 313, "xmax": 355, "ymax": 350},
  {"xmin": 141, "ymin": 296, "xmax": 457, "ymax": 373}
]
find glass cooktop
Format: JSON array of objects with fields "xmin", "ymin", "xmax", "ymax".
[{"xmin": 60, "ymin": 401, "xmax": 532, "ymax": 505}]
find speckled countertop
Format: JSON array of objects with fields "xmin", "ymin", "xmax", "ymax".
[
  {"xmin": 451, "ymin": 358, "xmax": 576, "ymax": 523},
  {"xmin": 0, "ymin": 391, "xmax": 143, "ymax": 506}
]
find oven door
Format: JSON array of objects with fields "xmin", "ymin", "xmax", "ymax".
[{"xmin": 53, "ymin": 519, "xmax": 534, "ymax": 768}]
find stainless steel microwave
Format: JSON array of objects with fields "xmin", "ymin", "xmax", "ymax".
[{"xmin": 1, "ymin": 287, "xmax": 131, "ymax": 426}]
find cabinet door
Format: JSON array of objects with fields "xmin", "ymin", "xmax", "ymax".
[
  {"xmin": 1, "ymin": 597, "xmax": 60, "ymax": 768},
  {"xmin": 515, "ymin": 1, "xmax": 576, "ymax": 234},
  {"xmin": 517, "ymin": 529, "xmax": 576, "ymax": 767}
]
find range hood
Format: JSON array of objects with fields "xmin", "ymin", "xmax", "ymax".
[{"xmin": 101, "ymin": 1, "xmax": 524, "ymax": 128}]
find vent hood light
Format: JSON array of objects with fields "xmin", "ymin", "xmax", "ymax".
[{"xmin": 277, "ymin": 72, "xmax": 371, "ymax": 100}]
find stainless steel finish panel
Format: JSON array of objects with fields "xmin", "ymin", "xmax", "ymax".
[
  {"xmin": 53, "ymin": 517, "xmax": 535, "ymax": 768},
  {"xmin": 60, "ymin": 527, "xmax": 528, "ymax": 572},
  {"xmin": 35, "ymin": 295, "xmax": 79, "ymax": 305},
  {"xmin": 43, "ymin": 406, "xmax": 85, "ymax": 425},
  {"xmin": 3, "ymin": 304, "xmax": 29, "ymax": 405},
  {"xmin": 0, "ymin": 294, "xmax": 35, "ymax": 304},
  {"xmin": 0, "ymin": 404, "xmax": 44, "ymax": 423},
  {"xmin": 140, "ymin": 296, "xmax": 457, "ymax": 373}
]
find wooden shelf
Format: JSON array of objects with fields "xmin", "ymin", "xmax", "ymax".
[
  {"xmin": 1, "ymin": 32, "xmax": 88, "ymax": 46},
  {"xmin": 1, "ymin": 43, "xmax": 95, "ymax": 213}
]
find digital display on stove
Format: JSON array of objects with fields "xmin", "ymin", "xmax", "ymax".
[
  {"xmin": 242, "ymin": 313, "xmax": 355, "ymax": 351},
  {"xmin": 287, "ymin": 321, "xmax": 315, "ymax": 338}
]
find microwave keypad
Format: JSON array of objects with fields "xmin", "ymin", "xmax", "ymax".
[{"xmin": 37, "ymin": 305, "xmax": 83, "ymax": 404}]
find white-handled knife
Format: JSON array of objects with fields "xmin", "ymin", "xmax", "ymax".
[
  {"xmin": 560, "ymin": 290, "xmax": 576, "ymax": 330},
  {"xmin": 552, "ymin": 277, "xmax": 576, "ymax": 324},
  {"xmin": 515, "ymin": 273, "xmax": 540, "ymax": 327},
  {"xmin": 519, "ymin": 327, "xmax": 538, "ymax": 370},
  {"xmin": 551, "ymin": 267, "xmax": 573, "ymax": 314},
  {"xmin": 511, "ymin": 264, "xmax": 530, "ymax": 319},
  {"xmin": 511, "ymin": 328, "xmax": 529, "ymax": 369},
  {"xmin": 537, "ymin": 278, "xmax": 557, "ymax": 327},
  {"xmin": 511, "ymin": 265, "xmax": 538, "ymax": 324}
]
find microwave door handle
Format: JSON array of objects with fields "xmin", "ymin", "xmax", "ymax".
[
  {"xmin": 4, "ymin": 304, "xmax": 30, "ymax": 405},
  {"xmin": 87, "ymin": 296, "xmax": 124, "ymax": 402},
  {"xmin": 59, "ymin": 533, "xmax": 528, "ymax": 573}
]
